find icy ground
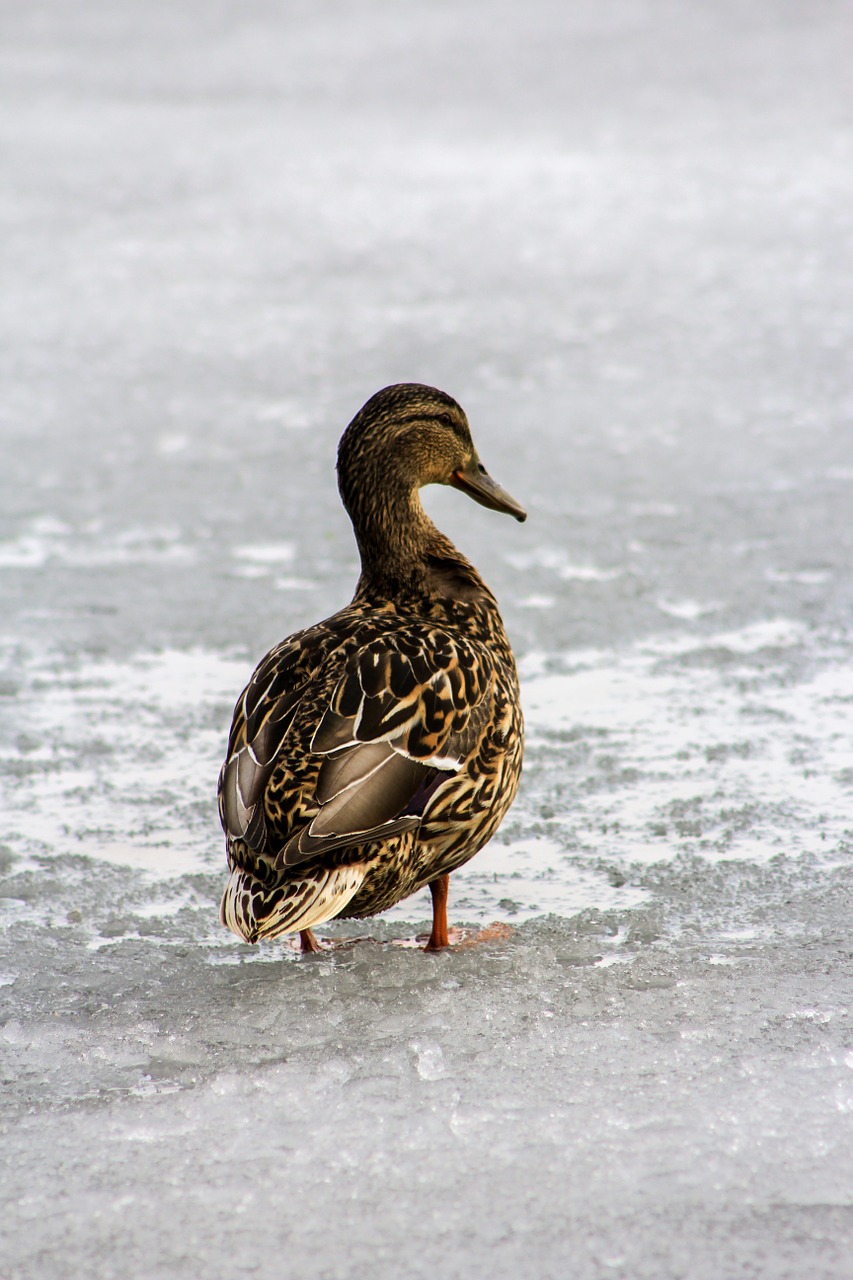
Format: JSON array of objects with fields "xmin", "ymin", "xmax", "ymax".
[{"xmin": 2, "ymin": 0, "xmax": 853, "ymax": 1276}]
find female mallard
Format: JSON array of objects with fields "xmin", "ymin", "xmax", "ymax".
[{"xmin": 218, "ymin": 383, "xmax": 526, "ymax": 952}]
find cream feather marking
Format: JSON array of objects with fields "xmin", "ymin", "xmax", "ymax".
[{"xmin": 220, "ymin": 862, "xmax": 367, "ymax": 942}]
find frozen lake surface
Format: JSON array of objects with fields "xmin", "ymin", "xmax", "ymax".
[{"xmin": 2, "ymin": 1, "xmax": 853, "ymax": 1276}]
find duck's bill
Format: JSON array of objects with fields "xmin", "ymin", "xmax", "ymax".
[{"xmin": 451, "ymin": 459, "xmax": 527, "ymax": 522}]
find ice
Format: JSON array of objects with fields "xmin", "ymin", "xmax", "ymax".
[
  {"xmin": 0, "ymin": 646, "xmax": 246, "ymax": 878},
  {"xmin": 506, "ymin": 547, "xmax": 622, "ymax": 582},
  {"xmin": 0, "ymin": 519, "xmax": 197, "ymax": 569},
  {"xmin": 520, "ymin": 618, "xmax": 853, "ymax": 866},
  {"xmin": 656, "ymin": 598, "xmax": 721, "ymax": 621},
  {"xmin": 231, "ymin": 542, "xmax": 296, "ymax": 565},
  {"xmin": 3, "ymin": 0, "xmax": 853, "ymax": 1276}
]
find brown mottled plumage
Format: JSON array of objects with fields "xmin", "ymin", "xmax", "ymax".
[{"xmin": 218, "ymin": 383, "xmax": 526, "ymax": 951}]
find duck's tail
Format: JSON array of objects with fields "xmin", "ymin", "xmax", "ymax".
[{"xmin": 220, "ymin": 862, "xmax": 366, "ymax": 944}]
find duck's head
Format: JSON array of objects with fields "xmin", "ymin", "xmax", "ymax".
[{"xmin": 337, "ymin": 383, "xmax": 527, "ymax": 523}]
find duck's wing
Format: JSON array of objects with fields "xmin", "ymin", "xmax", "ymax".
[
  {"xmin": 217, "ymin": 637, "xmax": 312, "ymax": 855},
  {"xmin": 278, "ymin": 641, "xmax": 493, "ymax": 867},
  {"xmin": 218, "ymin": 634, "xmax": 493, "ymax": 868}
]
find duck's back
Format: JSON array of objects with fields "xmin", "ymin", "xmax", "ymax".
[{"xmin": 219, "ymin": 588, "xmax": 522, "ymax": 918}]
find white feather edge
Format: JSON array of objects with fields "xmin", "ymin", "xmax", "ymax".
[{"xmin": 221, "ymin": 863, "xmax": 367, "ymax": 942}]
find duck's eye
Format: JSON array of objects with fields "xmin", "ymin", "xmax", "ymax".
[{"xmin": 437, "ymin": 412, "xmax": 454, "ymax": 428}]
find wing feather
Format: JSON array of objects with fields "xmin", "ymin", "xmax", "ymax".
[{"xmin": 219, "ymin": 626, "xmax": 494, "ymax": 869}]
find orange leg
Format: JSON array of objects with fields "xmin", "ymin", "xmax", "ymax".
[
  {"xmin": 424, "ymin": 874, "xmax": 450, "ymax": 951},
  {"xmin": 299, "ymin": 928, "xmax": 322, "ymax": 953}
]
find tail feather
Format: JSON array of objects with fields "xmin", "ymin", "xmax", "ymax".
[{"xmin": 220, "ymin": 862, "xmax": 366, "ymax": 943}]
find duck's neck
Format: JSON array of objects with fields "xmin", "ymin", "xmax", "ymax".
[{"xmin": 346, "ymin": 483, "xmax": 491, "ymax": 608}]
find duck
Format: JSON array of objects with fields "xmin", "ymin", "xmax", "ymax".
[{"xmin": 218, "ymin": 382, "xmax": 526, "ymax": 953}]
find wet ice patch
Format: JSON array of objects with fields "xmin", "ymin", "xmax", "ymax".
[
  {"xmin": 521, "ymin": 618, "xmax": 853, "ymax": 867},
  {"xmin": 381, "ymin": 835, "xmax": 647, "ymax": 928},
  {"xmin": 0, "ymin": 645, "xmax": 249, "ymax": 877},
  {"xmin": 454, "ymin": 835, "xmax": 646, "ymax": 917}
]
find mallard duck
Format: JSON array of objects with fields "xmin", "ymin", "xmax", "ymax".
[{"xmin": 218, "ymin": 383, "xmax": 526, "ymax": 952}]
